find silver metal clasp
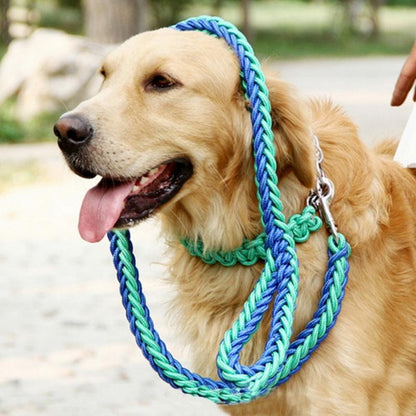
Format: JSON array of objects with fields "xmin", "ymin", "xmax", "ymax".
[{"xmin": 306, "ymin": 134, "xmax": 339, "ymax": 242}]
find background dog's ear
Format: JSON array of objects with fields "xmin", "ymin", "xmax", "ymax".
[{"xmin": 265, "ymin": 73, "xmax": 316, "ymax": 189}]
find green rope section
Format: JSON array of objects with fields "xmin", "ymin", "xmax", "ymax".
[{"xmin": 181, "ymin": 206, "xmax": 323, "ymax": 266}]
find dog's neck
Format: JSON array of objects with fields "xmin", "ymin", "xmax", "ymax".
[
  {"xmin": 160, "ymin": 167, "xmax": 310, "ymax": 252},
  {"xmin": 160, "ymin": 176, "xmax": 257, "ymax": 251},
  {"xmin": 160, "ymin": 116, "xmax": 316, "ymax": 251}
]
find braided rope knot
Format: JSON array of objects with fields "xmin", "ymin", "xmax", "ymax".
[
  {"xmin": 287, "ymin": 206, "xmax": 322, "ymax": 243},
  {"xmin": 182, "ymin": 206, "xmax": 323, "ymax": 266},
  {"xmin": 106, "ymin": 15, "xmax": 351, "ymax": 405}
]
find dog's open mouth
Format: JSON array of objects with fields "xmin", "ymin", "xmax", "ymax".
[{"xmin": 78, "ymin": 158, "xmax": 193, "ymax": 242}]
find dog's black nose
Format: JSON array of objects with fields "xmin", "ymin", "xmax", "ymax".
[{"xmin": 54, "ymin": 115, "xmax": 93, "ymax": 153}]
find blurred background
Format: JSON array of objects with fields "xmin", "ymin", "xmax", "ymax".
[
  {"xmin": 0, "ymin": 1, "xmax": 415, "ymax": 415},
  {"xmin": 0, "ymin": 0, "xmax": 415, "ymax": 140}
]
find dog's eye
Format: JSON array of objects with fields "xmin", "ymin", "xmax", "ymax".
[
  {"xmin": 147, "ymin": 74, "xmax": 177, "ymax": 91},
  {"xmin": 100, "ymin": 67, "xmax": 106, "ymax": 78}
]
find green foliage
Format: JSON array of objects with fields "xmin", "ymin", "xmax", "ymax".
[
  {"xmin": 254, "ymin": 28, "xmax": 414, "ymax": 59},
  {"xmin": 0, "ymin": 100, "xmax": 59, "ymax": 144},
  {"xmin": 0, "ymin": 101, "xmax": 25, "ymax": 143},
  {"xmin": 188, "ymin": 0, "xmax": 416, "ymax": 58},
  {"xmin": 0, "ymin": 116, "xmax": 25, "ymax": 143},
  {"xmin": 37, "ymin": 1, "xmax": 83, "ymax": 34},
  {"xmin": 0, "ymin": 42, "xmax": 6, "ymax": 60},
  {"xmin": 387, "ymin": 0, "xmax": 415, "ymax": 6},
  {"xmin": 57, "ymin": 0, "xmax": 80, "ymax": 7},
  {"xmin": 26, "ymin": 111, "xmax": 62, "ymax": 142},
  {"xmin": 148, "ymin": 0, "xmax": 195, "ymax": 28}
]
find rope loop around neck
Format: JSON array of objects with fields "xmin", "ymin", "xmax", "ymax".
[{"xmin": 181, "ymin": 206, "xmax": 323, "ymax": 266}]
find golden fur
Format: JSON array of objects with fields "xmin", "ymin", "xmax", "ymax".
[{"xmin": 64, "ymin": 29, "xmax": 416, "ymax": 415}]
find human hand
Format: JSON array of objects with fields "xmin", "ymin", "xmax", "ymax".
[{"xmin": 391, "ymin": 41, "xmax": 416, "ymax": 106}]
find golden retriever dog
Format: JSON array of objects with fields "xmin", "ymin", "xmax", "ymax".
[{"xmin": 54, "ymin": 28, "xmax": 416, "ymax": 415}]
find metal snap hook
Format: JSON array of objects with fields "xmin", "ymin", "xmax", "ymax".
[{"xmin": 307, "ymin": 136, "xmax": 339, "ymax": 243}]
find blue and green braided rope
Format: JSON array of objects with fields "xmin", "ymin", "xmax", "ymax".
[{"xmin": 107, "ymin": 16, "xmax": 351, "ymax": 404}]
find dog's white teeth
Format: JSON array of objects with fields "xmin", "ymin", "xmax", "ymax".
[
  {"xmin": 149, "ymin": 167, "xmax": 159, "ymax": 176},
  {"xmin": 132, "ymin": 166, "xmax": 163, "ymax": 193}
]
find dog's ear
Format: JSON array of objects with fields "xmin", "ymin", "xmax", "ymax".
[{"xmin": 265, "ymin": 72, "xmax": 316, "ymax": 189}]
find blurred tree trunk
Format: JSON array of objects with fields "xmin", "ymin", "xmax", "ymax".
[
  {"xmin": 213, "ymin": 0, "xmax": 223, "ymax": 16},
  {"xmin": 342, "ymin": 0, "xmax": 384, "ymax": 38},
  {"xmin": 242, "ymin": 0, "xmax": 252, "ymax": 43},
  {"xmin": 83, "ymin": 0, "xmax": 147, "ymax": 43},
  {"xmin": 369, "ymin": 0, "xmax": 383, "ymax": 38},
  {"xmin": 148, "ymin": 0, "xmax": 194, "ymax": 28},
  {"xmin": 0, "ymin": 0, "xmax": 11, "ymax": 45}
]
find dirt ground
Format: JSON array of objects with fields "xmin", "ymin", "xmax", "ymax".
[{"xmin": 0, "ymin": 56, "xmax": 413, "ymax": 415}]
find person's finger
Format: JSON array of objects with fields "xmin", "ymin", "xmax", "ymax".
[
  {"xmin": 391, "ymin": 41, "xmax": 416, "ymax": 106},
  {"xmin": 391, "ymin": 71, "xmax": 416, "ymax": 106}
]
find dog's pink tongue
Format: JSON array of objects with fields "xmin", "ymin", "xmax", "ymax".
[{"xmin": 78, "ymin": 180, "xmax": 134, "ymax": 243}]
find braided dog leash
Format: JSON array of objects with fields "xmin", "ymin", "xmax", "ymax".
[{"xmin": 107, "ymin": 16, "xmax": 350, "ymax": 404}]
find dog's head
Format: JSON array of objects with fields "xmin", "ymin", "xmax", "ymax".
[{"xmin": 54, "ymin": 28, "xmax": 315, "ymax": 243}]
